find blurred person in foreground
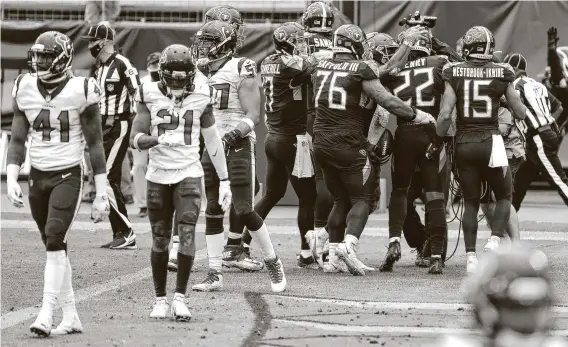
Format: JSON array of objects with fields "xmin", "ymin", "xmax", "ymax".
[
  {"xmin": 85, "ymin": 1, "xmax": 121, "ymax": 25},
  {"xmin": 546, "ymin": 27, "xmax": 568, "ymax": 136},
  {"xmin": 436, "ymin": 247, "xmax": 567, "ymax": 347}
]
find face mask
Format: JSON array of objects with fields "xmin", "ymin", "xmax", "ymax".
[
  {"xmin": 89, "ymin": 42, "xmax": 103, "ymax": 59},
  {"xmin": 150, "ymin": 71, "xmax": 159, "ymax": 81}
]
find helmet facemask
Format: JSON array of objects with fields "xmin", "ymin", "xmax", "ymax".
[
  {"xmin": 28, "ymin": 46, "xmax": 71, "ymax": 84},
  {"xmin": 193, "ymin": 34, "xmax": 235, "ymax": 68},
  {"xmin": 160, "ymin": 69, "xmax": 195, "ymax": 103}
]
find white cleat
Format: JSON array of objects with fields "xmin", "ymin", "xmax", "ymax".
[
  {"xmin": 192, "ymin": 270, "xmax": 223, "ymax": 292},
  {"xmin": 336, "ymin": 242, "xmax": 365, "ymax": 276},
  {"xmin": 466, "ymin": 253, "xmax": 478, "ymax": 274},
  {"xmin": 149, "ymin": 297, "xmax": 170, "ymax": 319},
  {"xmin": 353, "ymin": 257, "xmax": 375, "ymax": 272},
  {"xmin": 30, "ymin": 311, "xmax": 53, "ymax": 337},
  {"xmin": 170, "ymin": 293, "xmax": 192, "ymax": 322},
  {"xmin": 265, "ymin": 257, "xmax": 287, "ymax": 293},
  {"xmin": 483, "ymin": 236, "xmax": 501, "ymax": 252},
  {"xmin": 51, "ymin": 315, "xmax": 83, "ymax": 335},
  {"xmin": 323, "ymin": 255, "xmax": 349, "ymax": 273},
  {"xmin": 306, "ymin": 228, "xmax": 329, "ymax": 267}
]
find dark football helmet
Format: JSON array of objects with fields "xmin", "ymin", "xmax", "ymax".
[
  {"xmin": 28, "ymin": 31, "xmax": 74, "ymax": 83},
  {"xmin": 333, "ymin": 24, "xmax": 368, "ymax": 60},
  {"xmin": 462, "ymin": 26, "xmax": 495, "ymax": 60},
  {"xmin": 273, "ymin": 22, "xmax": 306, "ymax": 56},
  {"xmin": 410, "ymin": 34, "xmax": 432, "ymax": 56},
  {"xmin": 193, "ymin": 20, "xmax": 238, "ymax": 65},
  {"xmin": 302, "ymin": 1, "xmax": 334, "ymax": 34},
  {"xmin": 456, "ymin": 36, "xmax": 464, "ymax": 58},
  {"xmin": 204, "ymin": 5, "xmax": 245, "ymax": 47},
  {"xmin": 159, "ymin": 44, "xmax": 196, "ymax": 99},
  {"xmin": 367, "ymin": 32, "xmax": 399, "ymax": 65}
]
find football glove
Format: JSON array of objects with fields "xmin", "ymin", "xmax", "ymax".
[
  {"xmin": 6, "ymin": 180, "xmax": 24, "ymax": 208},
  {"xmin": 365, "ymin": 142, "xmax": 380, "ymax": 165},
  {"xmin": 91, "ymin": 194, "xmax": 110, "ymax": 223},
  {"xmin": 547, "ymin": 27, "xmax": 559, "ymax": 48},
  {"xmin": 412, "ymin": 108, "xmax": 436, "ymax": 124},
  {"xmin": 221, "ymin": 129, "xmax": 243, "ymax": 148},
  {"xmin": 158, "ymin": 133, "xmax": 185, "ymax": 147},
  {"xmin": 426, "ymin": 135, "xmax": 445, "ymax": 160},
  {"xmin": 218, "ymin": 179, "xmax": 232, "ymax": 212}
]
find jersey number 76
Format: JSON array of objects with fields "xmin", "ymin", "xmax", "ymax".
[{"xmin": 314, "ymin": 70, "xmax": 348, "ymax": 110}]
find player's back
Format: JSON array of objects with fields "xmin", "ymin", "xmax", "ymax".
[
  {"xmin": 383, "ymin": 55, "xmax": 447, "ymax": 122},
  {"xmin": 260, "ymin": 53, "xmax": 308, "ymax": 135},
  {"xmin": 443, "ymin": 60, "xmax": 515, "ymax": 139},
  {"xmin": 513, "ymin": 75, "xmax": 556, "ymax": 129},
  {"xmin": 12, "ymin": 73, "xmax": 100, "ymax": 171},
  {"xmin": 305, "ymin": 32, "xmax": 334, "ymax": 118}
]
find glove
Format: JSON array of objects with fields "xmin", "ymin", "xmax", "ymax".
[
  {"xmin": 218, "ymin": 179, "xmax": 232, "ymax": 212},
  {"xmin": 221, "ymin": 129, "xmax": 243, "ymax": 148},
  {"xmin": 425, "ymin": 136, "xmax": 444, "ymax": 160},
  {"xmin": 91, "ymin": 194, "xmax": 110, "ymax": 223},
  {"xmin": 547, "ymin": 27, "xmax": 559, "ymax": 48},
  {"xmin": 158, "ymin": 132, "xmax": 185, "ymax": 147},
  {"xmin": 7, "ymin": 180, "xmax": 24, "ymax": 208},
  {"xmin": 411, "ymin": 108, "xmax": 436, "ymax": 124},
  {"xmin": 365, "ymin": 142, "xmax": 380, "ymax": 165},
  {"xmin": 400, "ymin": 25, "xmax": 429, "ymax": 46}
]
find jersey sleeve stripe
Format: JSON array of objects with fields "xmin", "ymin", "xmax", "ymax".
[
  {"xmin": 11, "ymin": 74, "xmax": 25, "ymax": 99},
  {"xmin": 84, "ymin": 77, "xmax": 89, "ymax": 101},
  {"xmin": 237, "ymin": 57, "xmax": 247, "ymax": 73},
  {"xmin": 139, "ymin": 83, "xmax": 145, "ymax": 104}
]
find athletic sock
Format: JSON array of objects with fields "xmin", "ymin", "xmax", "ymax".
[
  {"xmin": 39, "ymin": 251, "xmax": 67, "ymax": 317},
  {"xmin": 227, "ymin": 232, "xmax": 242, "ymax": 246},
  {"xmin": 249, "ymin": 222, "xmax": 276, "ymax": 260},
  {"xmin": 175, "ymin": 253, "xmax": 195, "ymax": 295},
  {"xmin": 206, "ymin": 233, "xmax": 224, "ymax": 272},
  {"xmin": 59, "ymin": 256, "xmax": 78, "ymax": 319},
  {"xmin": 150, "ymin": 250, "xmax": 169, "ymax": 297}
]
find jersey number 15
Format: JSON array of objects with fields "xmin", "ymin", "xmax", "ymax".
[{"xmin": 463, "ymin": 79, "xmax": 492, "ymax": 118}]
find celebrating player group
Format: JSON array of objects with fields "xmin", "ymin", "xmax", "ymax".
[{"xmin": 8, "ymin": 0, "xmax": 564, "ymax": 339}]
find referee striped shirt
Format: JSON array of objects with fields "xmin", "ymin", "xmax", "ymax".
[
  {"xmin": 94, "ymin": 52, "xmax": 140, "ymax": 118},
  {"xmin": 513, "ymin": 75, "xmax": 561, "ymax": 131}
]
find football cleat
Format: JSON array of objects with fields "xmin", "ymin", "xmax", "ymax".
[
  {"xmin": 265, "ymin": 257, "xmax": 287, "ymax": 293},
  {"xmin": 323, "ymin": 255, "xmax": 348, "ymax": 273},
  {"xmin": 170, "ymin": 293, "xmax": 192, "ymax": 322},
  {"xmin": 192, "ymin": 269, "xmax": 223, "ymax": 292},
  {"xmin": 414, "ymin": 249, "xmax": 430, "ymax": 268},
  {"xmin": 466, "ymin": 253, "xmax": 478, "ymax": 274},
  {"xmin": 138, "ymin": 207, "xmax": 148, "ymax": 218},
  {"xmin": 51, "ymin": 315, "xmax": 83, "ymax": 335},
  {"xmin": 296, "ymin": 254, "xmax": 320, "ymax": 269},
  {"xmin": 108, "ymin": 230, "xmax": 137, "ymax": 250},
  {"xmin": 222, "ymin": 245, "xmax": 264, "ymax": 272},
  {"xmin": 336, "ymin": 242, "xmax": 365, "ymax": 276},
  {"xmin": 428, "ymin": 257, "xmax": 444, "ymax": 275},
  {"xmin": 483, "ymin": 236, "xmax": 501, "ymax": 252},
  {"xmin": 30, "ymin": 312, "xmax": 53, "ymax": 337},
  {"xmin": 149, "ymin": 297, "xmax": 170, "ymax": 319},
  {"xmin": 379, "ymin": 240, "xmax": 401, "ymax": 272},
  {"xmin": 306, "ymin": 228, "xmax": 328, "ymax": 267}
]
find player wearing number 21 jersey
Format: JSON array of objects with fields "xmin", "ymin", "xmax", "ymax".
[
  {"xmin": 435, "ymin": 26, "xmax": 527, "ymax": 273},
  {"xmin": 6, "ymin": 31, "xmax": 110, "ymax": 337},
  {"xmin": 131, "ymin": 44, "xmax": 232, "ymax": 320}
]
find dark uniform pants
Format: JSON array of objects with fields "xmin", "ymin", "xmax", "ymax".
[
  {"xmin": 29, "ymin": 164, "xmax": 83, "ymax": 251},
  {"xmin": 513, "ymin": 129, "xmax": 568, "ymax": 209},
  {"xmin": 103, "ymin": 118, "xmax": 132, "ymax": 235}
]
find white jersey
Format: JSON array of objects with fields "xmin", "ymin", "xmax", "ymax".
[
  {"xmin": 12, "ymin": 73, "xmax": 100, "ymax": 171},
  {"xmin": 136, "ymin": 80, "xmax": 211, "ymax": 184},
  {"xmin": 204, "ymin": 57, "xmax": 257, "ymax": 138}
]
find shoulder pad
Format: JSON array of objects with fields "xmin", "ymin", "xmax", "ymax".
[
  {"xmin": 281, "ymin": 55, "xmax": 304, "ymax": 71},
  {"xmin": 442, "ymin": 61, "xmax": 461, "ymax": 81},
  {"xmin": 310, "ymin": 49, "xmax": 334, "ymax": 62},
  {"xmin": 238, "ymin": 58, "xmax": 257, "ymax": 78},
  {"xmin": 85, "ymin": 77, "xmax": 102, "ymax": 106},
  {"xmin": 11, "ymin": 73, "xmax": 28, "ymax": 99}
]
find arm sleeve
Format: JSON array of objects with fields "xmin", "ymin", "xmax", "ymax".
[
  {"xmin": 201, "ymin": 126, "xmax": 229, "ymax": 180},
  {"xmin": 548, "ymin": 91, "xmax": 562, "ymax": 114}
]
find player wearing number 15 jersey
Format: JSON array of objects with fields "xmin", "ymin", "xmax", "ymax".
[
  {"xmin": 131, "ymin": 44, "xmax": 232, "ymax": 320},
  {"xmin": 6, "ymin": 31, "xmax": 110, "ymax": 337},
  {"xmin": 435, "ymin": 26, "xmax": 527, "ymax": 273}
]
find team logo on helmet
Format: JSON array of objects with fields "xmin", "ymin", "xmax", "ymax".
[
  {"xmin": 55, "ymin": 34, "xmax": 72, "ymax": 56},
  {"xmin": 345, "ymin": 25, "xmax": 363, "ymax": 42},
  {"xmin": 275, "ymin": 29, "xmax": 287, "ymax": 41},
  {"xmin": 216, "ymin": 8, "xmax": 232, "ymax": 22}
]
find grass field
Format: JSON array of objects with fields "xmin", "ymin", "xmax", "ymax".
[{"xmin": 1, "ymin": 184, "xmax": 567, "ymax": 347}]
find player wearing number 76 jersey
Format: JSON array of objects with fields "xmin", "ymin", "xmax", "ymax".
[
  {"xmin": 434, "ymin": 26, "xmax": 527, "ymax": 273},
  {"xmin": 6, "ymin": 31, "xmax": 110, "ymax": 337},
  {"xmin": 131, "ymin": 44, "xmax": 232, "ymax": 320}
]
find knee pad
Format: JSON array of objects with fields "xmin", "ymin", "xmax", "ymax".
[
  {"xmin": 151, "ymin": 221, "xmax": 170, "ymax": 251},
  {"xmin": 147, "ymin": 187, "xmax": 164, "ymax": 210},
  {"xmin": 205, "ymin": 202, "xmax": 224, "ymax": 235},
  {"xmin": 241, "ymin": 211, "xmax": 263, "ymax": 231},
  {"xmin": 177, "ymin": 221, "xmax": 196, "ymax": 251},
  {"xmin": 205, "ymin": 200, "xmax": 224, "ymax": 217},
  {"xmin": 44, "ymin": 219, "xmax": 67, "ymax": 251}
]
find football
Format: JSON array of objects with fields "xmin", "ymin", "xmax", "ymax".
[{"xmin": 376, "ymin": 128, "xmax": 394, "ymax": 165}]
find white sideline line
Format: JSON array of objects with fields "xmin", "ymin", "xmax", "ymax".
[
  {"xmin": 0, "ymin": 249, "xmax": 207, "ymax": 330},
  {"xmin": 268, "ymin": 295, "xmax": 568, "ymax": 314},
  {"xmin": 272, "ymin": 319, "xmax": 568, "ymax": 336},
  {"xmin": 2, "ymin": 221, "xmax": 568, "ymax": 241}
]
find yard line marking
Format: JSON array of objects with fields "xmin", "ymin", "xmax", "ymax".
[
  {"xmin": 2, "ymin": 221, "xmax": 568, "ymax": 241},
  {"xmin": 268, "ymin": 295, "xmax": 568, "ymax": 314},
  {"xmin": 1, "ymin": 248, "xmax": 207, "ymax": 330}
]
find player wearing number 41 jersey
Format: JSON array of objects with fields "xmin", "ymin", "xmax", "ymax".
[
  {"xmin": 6, "ymin": 31, "xmax": 110, "ymax": 337},
  {"xmin": 131, "ymin": 44, "xmax": 232, "ymax": 320},
  {"xmin": 435, "ymin": 26, "xmax": 527, "ymax": 273}
]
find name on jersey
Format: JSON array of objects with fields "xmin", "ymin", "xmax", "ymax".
[
  {"xmin": 317, "ymin": 60, "xmax": 359, "ymax": 72},
  {"xmin": 310, "ymin": 38, "xmax": 333, "ymax": 49},
  {"xmin": 261, "ymin": 64, "xmax": 280, "ymax": 75},
  {"xmin": 452, "ymin": 67, "xmax": 505, "ymax": 78},
  {"xmin": 403, "ymin": 57, "xmax": 427, "ymax": 69}
]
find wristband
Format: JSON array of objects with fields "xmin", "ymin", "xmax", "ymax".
[
  {"xmin": 94, "ymin": 173, "xmax": 108, "ymax": 197},
  {"xmin": 409, "ymin": 107, "xmax": 418, "ymax": 121},
  {"xmin": 220, "ymin": 177, "xmax": 229, "ymax": 182},
  {"xmin": 240, "ymin": 118, "xmax": 255, "ymax": 133},
  {"xmin": 133, "ymin": 133, "xmax": 144, "ymax": 150}
]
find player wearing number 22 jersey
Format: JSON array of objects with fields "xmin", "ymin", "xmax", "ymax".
[
  {"xmin": 6, "ymin": 31, "xmax": 110, "ymax": 337},
  {"xmin": 435, "ymin": 26, "xmax": 527, "ymax": 273},
  {"xmin": 131, "ymin": 44, "xmax": 232, "ymax": 320},
  {"xmin": 192, "ymin": 19, "xmax": 287, "ymax": 293},
  {"xmin": 380, "ymin": 36, "xmax": 448, "ymax": 275}
]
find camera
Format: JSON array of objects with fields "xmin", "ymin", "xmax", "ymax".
[{"xmin": 399, "ymin": 11, "xmax": 437, "ymax": 29}]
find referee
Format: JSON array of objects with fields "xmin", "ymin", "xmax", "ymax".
[
  {"xmin": 82, "ymin": 21, "xmax": 140, "ymax": 249},
  {"xmin": 504, "ymin": 53, "xmax": 568, "ymax": 209}
]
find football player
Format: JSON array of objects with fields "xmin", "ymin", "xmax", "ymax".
[
  {"xmin": 256, "ymin": 22, "xmax": 319, "ymax": 268},
  {"xmin": 6, "ymin": 31, "xmax": 110, "ymax": 336},
  {"xmin": 379, "ymin": 35, "xmax": 449, "ymax": 274},
  {"xmin": 433, "ymin": 26, "xmax": 526, "ymax": 273},
  {"xmin": 131, "ymin": 44, "xmax": 231, "ymax": 320},
  {"xmin": 192, "ymin": 20, "xmax": 286, "ymax": 293},
  {"xmin": 312, "ymin": 24, "xmax": 434, "ymax": 276}
]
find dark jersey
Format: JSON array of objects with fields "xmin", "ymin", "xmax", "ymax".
[
  {"xmin": 260, "ymin": 53, "xmax": 310, "ymax": 135},
  {"xmin": 312, "ymin": 59, "xmax": 379, "ymax": 145},
  {"xmin": 383, "ymin": 55, "xmax": 447, "ymax": 124},
  {"xmin": 443, "ymin": 60, "xmax": 515, "ymax": 139},
  {"xmin": 305, "ymin": 32, "xmax": 334, "ymax": 121}
]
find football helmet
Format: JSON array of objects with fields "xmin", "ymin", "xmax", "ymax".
[
  {"xmin": 333, "ymin": 24, "xmax": 368, "ymax": 60},
  {"xmin": 367, "ymin": 32, "xmax": 399, "ymax": 65},
  {"xmin": 204, "ymin": 5, "xmax": 245, "ymax": 47},
  {"xmin": 28, "ymin": 31, "xmax": 74, "ymax": 84},
  {"xmin": 462, "ymin": 26, "xmax": 495, "ymax": 60},
  {"xmin": 273, "ymin": 22, "xmax": 307, "ymax": 56},
  {"xmin": 159, "ymin": 44, "xmax": 196, "ymax": 100},
  {"xmin": 456, "ymin": 36, "xmax": 464, "ymax": 58},
  {"xmin": 193, "ymin": 20, "xmax": 238, "ymax": 66},
  {"xmin": 302, "ymin": 1, "xmax": 334, "ymax": 34},
  {"xmin": 410, "ymin": 34, "xmax": 432, "ymax": 56}
]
